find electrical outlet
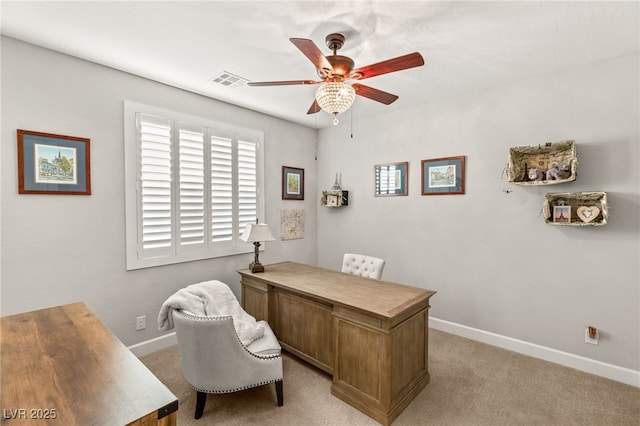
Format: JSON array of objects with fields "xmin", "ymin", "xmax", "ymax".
[
  {"xmin": 136, "ymin": 315, "xmax": 146, "ymax": 331},
  {"xmin": 585, "ymin": 326, "xmax": 598, "ymax": 345}
]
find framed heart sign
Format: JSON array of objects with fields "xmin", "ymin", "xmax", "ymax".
[{"xmin": 577, "ymin": 206, "xmax": 600, "ymax": 223}]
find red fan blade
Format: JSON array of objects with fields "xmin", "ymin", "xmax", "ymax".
[
  {"xmin": 290, "ymin": 38, "xmax": 333, "ymax": 75},
  {"xmin": 351, "ymin": 52, "xmax": 424, "ymax": 80},
  {"xmin": 307, "ymin": 100, "xmax": 321, "ymax": 114},
  {"xmin": 352, "ymin": 84, "xmax": 399, "ymax": 105},
  {"xmin": 247, "ymin": 80, "xmax": 318, "ymax": 87}
]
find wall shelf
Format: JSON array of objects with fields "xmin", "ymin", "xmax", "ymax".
[
  {"xmin": 506, "ymin": 140, "xmax": 578, "ymax": 185},
  {"xmin": 543, "ymin": 192, "xmax": 608, "ymax": 226}
]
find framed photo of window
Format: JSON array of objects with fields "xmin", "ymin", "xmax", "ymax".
[
  {"xmin": 282, "ymin": 166, "xmax": 304, "ymax": 200},
  {"xmin": 17, "ymin": 129, "xmax": 91, "ymax": 195},
  {"xmin": 421, "ymin": 156, "xmax": 465, "ymax": 196},
  {"xmin": 374, "ymin": 161, "xmax": 408, "ymax": 197}
]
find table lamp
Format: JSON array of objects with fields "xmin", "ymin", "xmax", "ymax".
[{"xmin": 240, "ymin": 220, "xmax": 276, "ymax": 273}]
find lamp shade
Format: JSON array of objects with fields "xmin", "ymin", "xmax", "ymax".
[
  {"xmin": 240, "ymin": 223, "xmax": 276, "ymax": 243},
  {"xmin": 315, "ymin": 82, "xmax": 356, "ymax": 116}
]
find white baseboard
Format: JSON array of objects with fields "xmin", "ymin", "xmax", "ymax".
[
  {"xmin": 430, "ymin": 317, "xmax": 640, "ymax": 388},
  {"xmin": 128, "ymin": 332, "xmax": 177, "ymax": 357},
  {"xmin": 129, "ymin": 320, "xmax": 639, "ymax": 388}
]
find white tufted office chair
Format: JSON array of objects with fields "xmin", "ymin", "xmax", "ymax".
[
  {"xmin": 341, "ymin": 253, "xmax": 386, "ymax": 280},
  {"xmin": 172, "ymin": 309, "xmax": 284, "ymax": 419}
]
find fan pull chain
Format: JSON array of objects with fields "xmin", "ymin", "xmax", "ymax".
[
  {"xmin": 314, "ymin": 112, "xmax": 318, "ymax": 160},
  {"xmin": 350, "ymin": 104, "xmax": 354, "ymax": 138}
]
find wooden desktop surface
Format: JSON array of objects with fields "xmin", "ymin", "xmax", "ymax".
[
  {"xmin": 1, "ymin": 302, "xmax": 177, "ymax": 425},
  {"xmin": 241, "ymin": 261, "xmax": 435, "ymax": 321}
]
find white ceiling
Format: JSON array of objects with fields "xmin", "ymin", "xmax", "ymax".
[{"xmin": 2, "ymin": 1, "xmax": 638, "ymax": 128}]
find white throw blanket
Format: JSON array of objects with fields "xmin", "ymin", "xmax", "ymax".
[{"xmin": 158, "ymin": 280, "xmax": 264, "ymax": 346}]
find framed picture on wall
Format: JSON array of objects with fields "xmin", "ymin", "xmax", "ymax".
[
  {"xmin": 17, "ymin": 129, "xmax": 91, "ymax": 195},
  {"xmin": 282, "ymin": 166, "xmax": 304, "ymax": 200},
  {"xmin": 374, "ymin": 161, "xmax": 408, "ymax": 197},
  {"xmin": 421, "ymin": 156, "xmax": 465, "ymax": 195}
]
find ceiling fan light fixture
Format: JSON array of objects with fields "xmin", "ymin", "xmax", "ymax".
[{"xmin": 315, "ymin": 82, "xmax": 356, "ymax": 122}]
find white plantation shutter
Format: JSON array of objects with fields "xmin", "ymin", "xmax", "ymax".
[
  {"xmin": 139, "ymin": 113, "xmax": 173, "ymax": 253},
  {"xmin": 238, "ymin": 139, "xmax": 257, "ymax": 237},
  {"xmin": 210, "ymin": 135, "xmax": 233, "ymax": 243},
  {"xmin": 178, "ymin": 123, "xmax": 205, "ymax": 249},
  {"xmin": 125, "ymin": 102, "xmax": 264, "ymax": 270}
]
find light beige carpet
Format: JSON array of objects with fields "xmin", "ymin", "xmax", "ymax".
[{"xmin": 140, "ymin": 329, "xmax": 639, "ymax": 425}]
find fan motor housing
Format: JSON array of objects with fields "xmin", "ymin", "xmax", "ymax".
[
  {"xmin": 318, "ymin": 33, "xmax": 354, "ymax": 80},
  {"xmin": 323, "ymin": 55, "xmax": 354, "ymax": 79}
]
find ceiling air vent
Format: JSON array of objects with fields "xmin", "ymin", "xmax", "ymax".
[{"xmin": 211, "ymin": 71, "xmax": 248, "ymax": 88}]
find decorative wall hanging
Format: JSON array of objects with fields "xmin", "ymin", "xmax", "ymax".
[
  {"xmin": 282, "ymin": 166, "xmax": 304, "ymax": 200},
  {"xmin": 421, "ymin": 156, "xmax": 465, "ymax": 195},
  {"xmin": 375, "ymin": 162, "xmax": 408, "ymax": 196},
  {"xmin": 543, "ymin": 192, "xmax": 608, "ymax": 226},
  {"xmin": 321, "ymin": 190, "xmax": 348, "ymax": 207},
  {"xmin": 321, "ymin": 172, "xmax": 348, "ymax": 207},
  {"xmin": 280, "ymin": 208, "xmax": 305, "ymax": 240},
  {"xmin": 506, "ymin": 140, "xmax": 577, "ymax": 185},
  {"xmin": 17, "ymin": 129, "xmax": 91, "ymax": 195}
]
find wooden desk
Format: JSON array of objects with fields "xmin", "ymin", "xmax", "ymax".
[
  {"xmin": 1, "ymin": 302, "xmax": 178, "ymax": 426},
  {"xmin": 239, "ymin": 262, "xmax": 436, "ymax": 425}
]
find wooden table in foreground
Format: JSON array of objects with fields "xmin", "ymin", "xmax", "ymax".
[
  {"xmin": 239, "ymin": 261, "xmax": 436, "ymax": 425},
  {"xmin": 1, "ymin": 302, "xmax": 178, "ymax": 426}
]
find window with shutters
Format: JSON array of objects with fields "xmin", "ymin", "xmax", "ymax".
[{"xmin": 124, "ymin": 101, "xmax": 264, "ymax": 270}]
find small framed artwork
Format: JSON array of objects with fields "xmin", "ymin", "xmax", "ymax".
[
  {"xmin": 282, "ymin": 166, "xmax": 304, "ymax": 200},
  {"xmin": 421, "ymin": 156, "xmax": 465, "ymax": 195},
  {"xmin": 553, "ymin": 206, "xmax": 571, "ymax": 223},
  {"xmin": 17, "ymin": 129, "xmax": 91, "ymax": 195},
  {"xmin": 374, "ymin": 161, "xmax": 408, "ymax": 196}
]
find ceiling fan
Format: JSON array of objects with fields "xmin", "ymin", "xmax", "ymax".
[{"xmin": 248, "ymin": 33, "xmax": 424, "ymax": 124}]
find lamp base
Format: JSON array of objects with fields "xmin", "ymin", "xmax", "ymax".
[{"xmin": 249, "ymin": 262, "xmax": 265, "ymax": 273}]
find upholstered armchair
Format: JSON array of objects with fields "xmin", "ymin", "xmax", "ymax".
[
  {"xmin": 172, "ymin": 309, "xmax": 283, "ymax": 419},
  {"xmin": 341, "ymin": 253, "xmax": 386, "ymax": 280}
]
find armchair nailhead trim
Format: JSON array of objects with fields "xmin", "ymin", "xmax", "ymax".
[{"xmin": 191, "ymin": 379, "xmax": 280, "ymax": 395}]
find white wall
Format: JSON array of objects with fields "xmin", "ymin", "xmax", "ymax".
[
  {"xmin": 0, "ymin": 37, "xmax": 318, "ymax": 346},
  {"xmin": 2, "ymin": 36, "xmax": 638, "ymax": 385},
  {"xmin": 317, "ymin": 53, "xmax": 639, "ymax": 374}
]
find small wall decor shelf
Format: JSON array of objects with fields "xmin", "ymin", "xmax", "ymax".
[
  {"xmin": 506, "ymin": 140, "xmax": 578, "ymax": 185},
  {"xmin": 322, "ymin": 172, "xmax": 348, "ymax": 207},
  {"xmin": 321, "ymin": 190, "xmax": 348, "ymax": 207},
  {"xmin": 543, "ymin": 192, "xmax": 608, "ymax": 226}
]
